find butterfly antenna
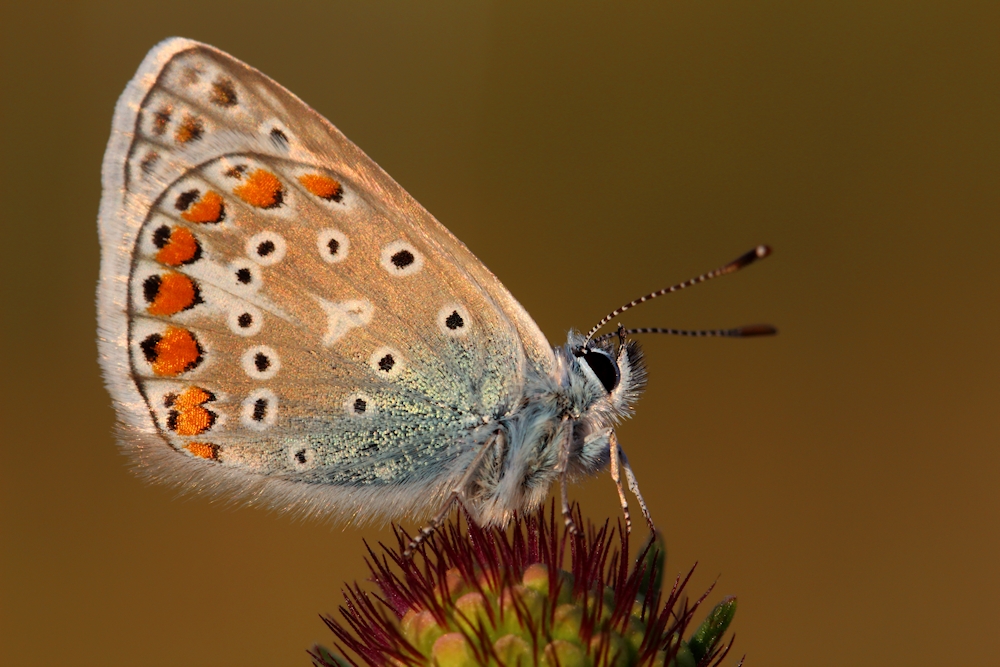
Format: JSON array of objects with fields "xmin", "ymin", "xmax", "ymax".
[
  {"xmin": 583, "ymin": 245, "xmax": 772, "ymax": 345},
  {"xmin": 594, "ymin": 324, "xmax": 777, "ymax": 344}
]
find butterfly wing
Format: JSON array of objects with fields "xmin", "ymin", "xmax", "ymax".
[{"xmin": 97, "ymin": 38, "xmax": 556, "ymax": 521}]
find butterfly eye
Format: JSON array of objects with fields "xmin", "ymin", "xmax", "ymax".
[
  {"xmin": 380, "ymin": 240, "xmax": 424, "ymax": 277},
  {"xmin": 317, "ymin": 228, "xmax": 349, "ymax": 264},
  {"xmin": 246, "ymin": 231, "xmax": 286, "ymax": 265},
  {"xmin": 241, "ymin": 345, "xmax": 281, "ymax": 380},
  {"xmin": 581, "ymin": 350, "xmax": 621, "ymax": 393},
  {"xmin": 241, "ymin": 388, "xmax": 278, "ymax": 431}
]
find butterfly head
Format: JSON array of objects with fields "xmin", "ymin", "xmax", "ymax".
[
  {"xmin": 567, "ymin": 326, "xmax": 647, "ymax": 422},
  {"xmin": 562, "ymin": 244, "xmax": 777, "ymax": 424}
]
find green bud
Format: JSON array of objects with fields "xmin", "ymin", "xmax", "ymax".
[
  {"xmin": 442, "ymin": 567, "xmax": 469, "ymax": 599},
  {"xmin": 493, "ymin": 634, "xmax": 531, "ymax": 664},
  {"xmin": 401, "ymin": 608, "xmax": 444, "ymax": 654},
  {"xmin": 589, "ymin": 631, "xmax": 633, "ymax": 666},
  {"xmin": 311, "ymin": 645, "xmax": 350, "ymax": 667},
  {"xmin": 687, "ymin": 596, "xmax": 737, "ymax": 663},
  {"xmin": 318, "ymin": 509, "xmax": 740, "ymax": 667},
  {"xmin": 624, "ymin": 614, "xmax": 648, "ymax": 653},
  {"xmin": 552, "ymin": 603, "xmax": 584, "ymax": 641},
  {"xmin": 431, "ymin": 633, "xmax": 475, "ymax": 667},
  {"xmin": 544, "ymin": 639, "xmax": 587, "ymax": 667},
  {"xmin": 453, "ymin": 592, "xmax": 489, "ymax": 634},
  {"xmin": 555, "ymin": 570, "xmax": 576, "ymax": 606},
  {"xmin": 522, "ymin": 563, "xmax": 551, "ymax": 594},
  {"xmin": 671, "ymin": 643, "xmax": 697, "ymax": 667}
]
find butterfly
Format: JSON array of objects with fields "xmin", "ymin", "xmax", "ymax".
[{"xmin": 97, "ymin": 38, "xmax": 774, "ymax": 551}]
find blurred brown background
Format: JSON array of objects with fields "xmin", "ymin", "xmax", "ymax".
[{"xmin": 1, "ymin": 1, "xmax": 997, "ymax": 665}]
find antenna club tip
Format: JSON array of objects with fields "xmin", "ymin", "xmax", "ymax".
[
  {"xmin": 738, "ymin": 324, "xmax": 778, "ymax": 337},
  {"xmin": 756, "ymin": 245, "xmax": 772, "ymax": 258}
]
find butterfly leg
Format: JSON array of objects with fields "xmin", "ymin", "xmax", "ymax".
[
  {"xmin": 616, "ymin": 440, "xmax": 656, "ymax": 533},
  {"xmin": 404, "ymin": 432, "xmax": 501, "ymax": 558},
  {"xmin": 557, "ymin": 417, "xmax": 580, "ymax": 535},
  {"xmin": 608, "ymin": 431, "xmax": 633, "ymax": 533}
]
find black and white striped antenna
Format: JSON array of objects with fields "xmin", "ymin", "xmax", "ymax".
[
  {"xmin": 582, "ymin": 245, "xmax": 774, "ymax": 346},
  {"xmin": 593, "ymin": 324, "xmax": 777, "ymax": 345}
]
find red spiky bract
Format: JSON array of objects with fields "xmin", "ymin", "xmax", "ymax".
[{"xmin": 311, "ymin": 503, "xmax": 726, "ymax": 667}]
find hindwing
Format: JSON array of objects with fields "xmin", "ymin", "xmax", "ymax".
[{"xmin": 97, "ymin": 38, "xmax": 556, "ymax": 519}]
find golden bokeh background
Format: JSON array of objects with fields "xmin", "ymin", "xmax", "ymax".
[{"xmin": 1, "ymin": 2, "xmax": 997, "ymax": 665}]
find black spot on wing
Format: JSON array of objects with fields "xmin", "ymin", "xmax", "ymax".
[{"xmin": 391, "ymin": 250, "xmax": 415, "ymax": 268}]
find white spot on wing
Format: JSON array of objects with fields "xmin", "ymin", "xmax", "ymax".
[
  {"xmin": 289, "ymin": 446, "xmax": 315, "ymax": 471},
  {"xmin": 241, "ymin": 388, "xmax": 278, "ymax": 431},
  {"xmin": 261, "ymin": 119, "xmax": 294, "ymax": 150},
  {"xmin": 246, "ymin": 231, "xmax": 286, "ymax": 265},
  {"xmin": 228, "ymin": 304, "xmax": 263, "ymax": 336},
  {"xmin": 369, "ymin": 346, "xmax": 404, "ymax": 379},
  {"xmin": 379, "ymin": 240, "xmax": 423, "ymax": 277},
  {"xmin": 317, "ymin": 228, "xmax": 349, "ymax": 263},
  {"xmin": 315, "ymin": 297, "xmax": 374, "ymax": 346},
  {"xmin": 437, "ymin": 304, "xmax": 470, "ymax": 338},
  {"xmin": 228, "ymin": 259, "xmax": 262, "ymax": 293},
  {"xmin": 241, "ymin": 345, "xmax": 280, "ymax": 380},
  {"xmin": 344, "ymin": 392, "xmax": 374, "ymax": 417}
]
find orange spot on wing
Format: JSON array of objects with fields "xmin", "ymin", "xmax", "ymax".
[
  {"xmin": 184, "ymin": 441, "xmax": 220, "ymax": 460},
  {"xmin": 169, "ymin": 387, "xmax": 216, "ymax": 436},
  {"xmin": 175, "ymin": 386, "xmax": 212, "ymax": 408},
  {"xmin": 151, "ymin": 327, "xmax": 202, "ymax": 376},
  {"xmin": 175, "ymin": 115, "xmax": 204, "ymax": 144},
  {"xmin": 156, "ymin": 227, "xmax": 201, "ymax": 266},
  {"xmin": 298, "ymin": 173, "xmax": 343, "ymax": 201},
  {"xmin": 234, "ymin": 169, "xmax": 284, "ymax": 208},
  {"xmin": 147, "ymin": 273, "xmax": 199, "ymax": 316},
  {"xmin": 180, "ymin": 190, "xmax": 225, "ymax": 223},
  {"xmin": 210, "ymin": 78, "xmax": 238, "ymax": 107}
]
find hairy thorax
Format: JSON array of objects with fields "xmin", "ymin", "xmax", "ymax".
[{"xmin": 468, "ymin": 332, "xmax": 647, "ymax": 526}]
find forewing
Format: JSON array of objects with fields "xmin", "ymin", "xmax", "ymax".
[{"xmin": 97, "ymin": 38, "xmax": 556, "ymax": 521}]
